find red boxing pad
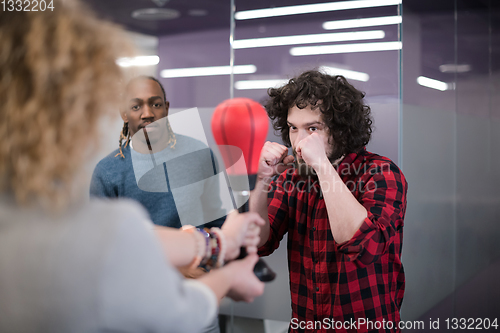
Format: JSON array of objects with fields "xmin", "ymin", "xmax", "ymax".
[{"xmin": 211, "ymin": 98, "xmax": 269, "ymax": 175}]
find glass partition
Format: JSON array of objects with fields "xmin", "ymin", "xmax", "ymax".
[
  {"xmin": 401, "ymin": 0, "xmax": 500, "ymax": 329},
  {"xmin": 220, "ymin": 1, "xmax": 500, "ymax": 332}
]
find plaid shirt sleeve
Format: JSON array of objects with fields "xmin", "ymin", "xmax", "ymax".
[
  {"xmin": 336, "ymin": 159, "xmax": 408, "ymax": 268},
  {"xmin": 258, "ymin": 173, "xmax": 290, "ymax": 257}
]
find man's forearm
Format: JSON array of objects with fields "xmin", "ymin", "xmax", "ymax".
[
  {"xmin": 317, "ymin": 161, "xmax": 367, "ymax": 244},
  {"xmin": 249, "ymin": 178, "xmax": 271, "ymax": 248}
]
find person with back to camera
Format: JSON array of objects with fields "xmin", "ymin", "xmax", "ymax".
[
  {"xmin": 0, "ymin": 1, "xmax": 265, "ymax": 332},
  {"xmin": 250, "ymin": 70, "xmax": 408, "ymax": 332}
]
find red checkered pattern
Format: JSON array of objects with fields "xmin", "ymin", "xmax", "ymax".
[{"xmin": 259, "ymin": 149, "xmax": 408, "ymax": 333}]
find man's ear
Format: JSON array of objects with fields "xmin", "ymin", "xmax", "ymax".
[
  {"xmin": 165, "ymin": 101, "xmax": 170, "ymax": 115},
  {"xmin": 120, "ymin": 109, "xmax": 128, "ymax": 122}
]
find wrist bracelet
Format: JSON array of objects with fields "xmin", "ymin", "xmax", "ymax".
[
  {"xmin": 200, "ymin": 228, "xmax": 217, "ymax": 271},
  {"xmin": 181, "ymin": 225, "xmax": 204, "ymax": 270},
  {"xmin": 210, "ymin": 227, "xmax": 226, "ymax": 268},
  {"xmin": 197, "ymin": 228, "xmax": 211, "ymax": 267}
]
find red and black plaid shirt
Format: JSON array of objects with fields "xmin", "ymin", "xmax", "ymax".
[{"xmin": 259, "ymin": 149, "xmax": 408, "ymax": 333}]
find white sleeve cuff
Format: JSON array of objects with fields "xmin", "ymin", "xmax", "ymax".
[{"xmin": 183, "ymin": 279, "xmax": 218, "ymax": 327}]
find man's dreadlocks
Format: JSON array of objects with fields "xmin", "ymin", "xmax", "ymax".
[{"xmin": 115, "ymin": 76, "xmax": 176, "ymax": 158}]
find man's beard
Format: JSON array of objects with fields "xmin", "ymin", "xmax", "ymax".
[
  {"xmin": 293, "ymin": 146, "xmax": 343, "ymax": 179},
  {"xmin": 131, "ymin": 122, "xmax": 173, "ymax": 154}
]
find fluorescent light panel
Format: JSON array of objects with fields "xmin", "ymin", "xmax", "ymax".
[
  {"xmin": 235, "ymin": 79, "xmax": 289, "ymax": 90},
  {"xmin": 235, "ymin": 67, "xmax": 369, "ymax": 90},
  {"xmin": 290, "ymin": 41, "xmax": 402, "ymax": 56},
  {"xmin": 117, "ymin": 55, "xmax": 159, "ymax": 67},
  {"xmin": 319, "ymin": 66, "xmax": 369, "ymax": 82},
  {"xmin": 417, "ymin": 76, "xmax": 449, "ymax": 91},
  {"xmin": 439, "ymin": 64, "xmax": 471, "ymax": 73},
  {"xmin": 323, "ymin": 15, "xmax": 402, "ymax": 30},
  {"xmin": 235, "ymin": 0, "xmax": 402, "ymax": 20},
  {"xmin": 233, "ymin": 30, "xmax": 385, "ymax": 49},
  {"xmin": 160, "ymin": 65, "xmax": 257, "ymax": 78}
]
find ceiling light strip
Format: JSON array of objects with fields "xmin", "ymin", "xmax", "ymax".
[
  {"xmin": 319, "ymin": 66, "xmax": 369, "ymax": 82},
  {"xmin": 233, "ymin": 30, "xmax": 385, "ymax": 49},
  {"xmin": 323, "ymin": 15, "xmax": 402, "ymax": 30},
  {"xmin": 439, "ymin": 64, "xmax": 471, "ymax": 73},
  {"xmin": 235, "ymin": 0, "xmax": 402, "ymax": 20},
  {"xmin": 290, "ymin": 41, "xmax": 402, "ymax": 56},
  {"xmin": 160, "ymin": 65, "xmax": 257, "ymax": 78},
  {"xmin": 116, "ymin": 55, "xmax": 160, "ymax": 67},
  {"xmin": 235, "ymin": 68, "xmax": 369, "ymax": 90},
  {"xmin": 235, "ymin": 79, "xmax": 289, "ymax": 90},
  {"xmin": 416, "ymin": 76, "xmax": 449, "ymax": 91}
]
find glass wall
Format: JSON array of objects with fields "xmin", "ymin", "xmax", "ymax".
[{"xmin": 401, "ymin": 1, "xmax": 500, "ymax": 328}]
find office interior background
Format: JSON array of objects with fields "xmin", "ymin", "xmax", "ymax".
[{"xmin": 85, "ymin": 0, "xmax": 500, "ymax": 331}]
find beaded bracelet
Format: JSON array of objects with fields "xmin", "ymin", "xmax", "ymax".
[
  {"xmin": 210, "ymin": 227, "xmax": 226, "ymax": 268},
  {"xmin": 200, "ymin": 228, "xmax": 219, "ymax": 271},
  {"xmin": 182, "ymin": 225, "xmax": 226, "ymax": 272},
  {"xmin": 197, "ymin": 228, "xmax": 212, "ymax": 268},
  {"xmin": 180, "ymin": 225, "xmax": 205, "ymax": 270}
]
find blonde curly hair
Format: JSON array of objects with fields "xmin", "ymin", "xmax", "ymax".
[{"xmin": 0, "ymin": 0, "xmax": 130, "ymax": 210}]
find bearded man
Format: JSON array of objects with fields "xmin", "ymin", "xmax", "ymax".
[{"xmin": 250, "ymin": 70, "xmax": 408, "ymax": 333}]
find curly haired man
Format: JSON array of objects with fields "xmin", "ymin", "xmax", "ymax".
[{"xmin": 250, "ymin": 70, "xmax": 408, "ymax": 333}]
